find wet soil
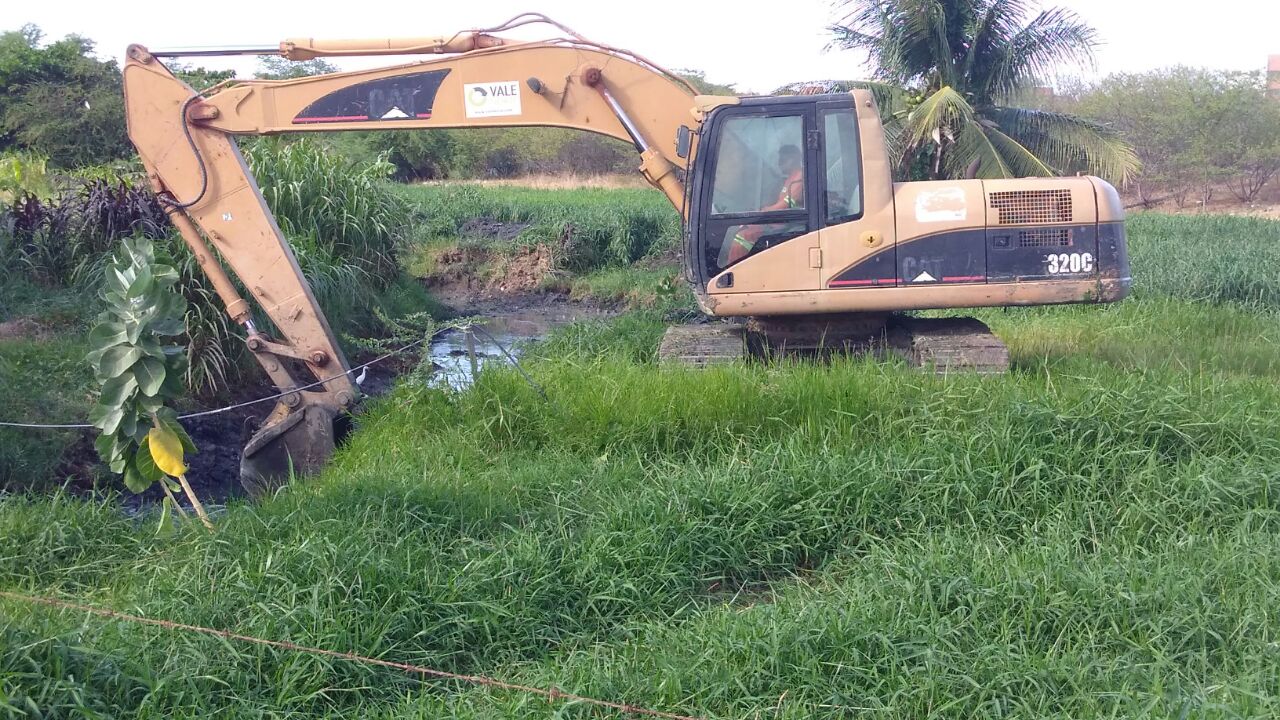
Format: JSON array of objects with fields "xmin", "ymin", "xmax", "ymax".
[
  {"xmin": 56, "ymin": 361, "xmax": 406, "ymax": 515},
  {"xmin": 459, "ymin": 217, "xmax": 530, "ymax": 242},
  {"xmin": 427, "ymin": 243, "xmax": 558, "ymax": 307}
]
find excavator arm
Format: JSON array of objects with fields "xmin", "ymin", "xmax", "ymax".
[{"xmin": 121, "ymin": 15, "xmax": 701, "ymax": 492}]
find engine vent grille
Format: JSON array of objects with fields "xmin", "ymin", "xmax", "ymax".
[
  {"xmin": 1019, "ymin": 228, "xmax": 1072, "ymax": 248},
  {"xmin": 990, "ymin": 189, "xmax": 1073, "ymax": 225}
]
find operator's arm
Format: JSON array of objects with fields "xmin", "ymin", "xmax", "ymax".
[{"xmin": 725, "ymin": 176, "xmax": 805, "ymax": 264}]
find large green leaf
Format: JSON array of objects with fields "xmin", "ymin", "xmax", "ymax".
[
  {"xmin": 135, "ymin": 436, "xmax": 167, "ymax": 484},
  {"xmin": 119, "ymin": 410, "xmax": 139, "ymax": 442},
  {"xmin": 88, "ymin": 322, "xmax": 129, "ymax": 351},
  {"xmin": 153, "ymin": 263, "xmax": 179, "ymax": 287},
  {"xmin": 99, "ymin": 374, "xmax": 138, "ymax": 408},
  {"xmin": 123, "ymin": 457, "xmax": 151, "ymax": 493},
  {"xmin": 94, "ymin": 432, "xmax": 121, "ymax": 465},
  {"xmin": 96, "ymin": 345, "xmax": 142, "ymax": 378},
  {"xmin": 124, "ymin": 319, "xmax": 144, "ymax": 345},
  {"xmin": 126, "ymin": 267, "xmax": 155, "ymax": 299},
  {"xmin": 88, "ymin": 403, "xmax": 124, "ymax": 435},
  {"xmin": 134, "ymin": 357, "xmax": 167, "ymax": 397}
]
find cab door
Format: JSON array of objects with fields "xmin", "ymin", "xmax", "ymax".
[
  {"xmin": 689, "ymin": 101, "xmax": 821, "ymax": 294},
  {"xmin": 818, "ymin": 96, "xmax": 899, "ymax": 291}
]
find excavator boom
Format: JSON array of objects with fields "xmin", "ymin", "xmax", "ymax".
[{"xmin": 123, "ymin": 16, "xmax": 699, "ymax": 492}]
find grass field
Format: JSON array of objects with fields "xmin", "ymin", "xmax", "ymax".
[{"xmin": 1, "ymin": 192, "xmax": 1279, "ymax": 718}]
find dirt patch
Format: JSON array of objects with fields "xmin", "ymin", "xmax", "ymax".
[
  {"xmin": 424, "ymin": 244, "xmax": 560, "ymax": 308},
  {"xmin": 62, "ymin": 360, "xmax": 409, "ymax": 512},
  {"xmin": 0, "ymin": 317, "xmax": 48, "ymax": 340}
]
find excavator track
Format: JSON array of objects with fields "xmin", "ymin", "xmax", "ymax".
[
  {"xmin": 886, "ymin": 317, "xmax": 1010, "ymax": 374},
  {"xmin": 658, "ymin": 314, "xmax": 1009, "ymax": 374},
  {"xmin": 657, "ymin": 323, "xmax": 746, "ymax": 366}
]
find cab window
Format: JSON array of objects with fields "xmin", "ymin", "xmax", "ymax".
[
  {"xmin": 704, "ymin": 113, "xmax": 809, "ymax": 274},
  {"xmin": 710, "ymin": 115, "xmax": 805, "ymax": 215},
  {"xmin": 821, "ymin": 108, "xmax": 862, "ymax": 223}
]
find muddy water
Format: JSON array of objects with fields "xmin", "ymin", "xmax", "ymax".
[{"xmin": 427, "ymin": 303, "xmax": 605, "ymax": 389}]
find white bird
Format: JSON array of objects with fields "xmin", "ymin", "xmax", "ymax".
[{"xmin": 355, "ymin": 366, "xmax": 368, "ymax": 386}]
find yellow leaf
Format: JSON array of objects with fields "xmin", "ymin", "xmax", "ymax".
[{"xmin": 148, "ymin": 425, "xmax": 187, "ymax": 477}]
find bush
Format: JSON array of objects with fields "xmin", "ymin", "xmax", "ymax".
[
  {"xmin": 0, "ymin": 151, "xmax": 52, "ymax": 202},
  {"xmin": 2, "ymin": 177, "xmax": 166, "ymax": 286},
  {"xmin": 402, "ymin": 184, "xmax": 681, "ymax": 271},
  {"xmin": 0, "ymin": 26, "xmax": 132, "ymax": 167},
  {"xmin": 335, "ymin": 127, "xmax": 635, "ymax": 180},
  {"xmin": 1071, "ymin": 68, "xmax": 1280, "ymax": 204}
]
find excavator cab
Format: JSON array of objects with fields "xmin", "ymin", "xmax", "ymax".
[
  {"xmin": 683, "ymin": 92, "xmax": 1129, "ymax": 320},
  {"xmin": 686, "ymin": 94, "xmax": 864, "ymax": 288}
]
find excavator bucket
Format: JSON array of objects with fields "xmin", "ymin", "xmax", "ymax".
[{"xmin": 239, "ymin": 400, "xmax": 343, "ymax": 499}]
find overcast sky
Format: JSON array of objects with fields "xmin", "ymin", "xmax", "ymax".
[{"xmin": 7, "ymin": 0, "xmax": 1278, "ymax": 93}]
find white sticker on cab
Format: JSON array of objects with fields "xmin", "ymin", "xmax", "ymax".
[
  {"xmin": 463, "ymin": 81, "xmax": 522, "ymax": 118},
  {"xmin": 915, "ymin": 187, "xmax": 968, "ymax": 223}
]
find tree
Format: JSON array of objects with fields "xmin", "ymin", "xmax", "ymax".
[
  {"xmin": 675, "ymin": 69, "xmax": 737, "ymax": 96},
  {"xmin": 255, "ymin": 56, "xmax": 338, "ymax": 80},
  {"xmin": 169, "ymin": 63, "xmax": 235, "ymax": 91},
  {"xmin": 826, "ymin": 0, "xmax": 1138, "ymax": 182},
  {"xmin": 0, "ymin": 25, "xmax": 131, "ymax": 167},
  {"xmin": 1074, "ymin": 68, "xmax": 1280, "ymax": 205}
]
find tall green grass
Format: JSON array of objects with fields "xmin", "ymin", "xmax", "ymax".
[
  {"xmin": 1126, "ymin": 212, "xmax": 1280, "ymax": 309},
  {"xmin": 246, "ymin": 138, "xmax": 409, "ymax": 282},
  {"xmin": 2, "ymin": 202, "xmax": 1280, "ymax": 717},
  {"xmin": 3, "ymin": 309, "xmax": 1279, "ymax": 716}
]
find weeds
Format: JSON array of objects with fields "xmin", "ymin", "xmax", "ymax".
[{"xmin": 1, "ymin": 348, "xmax": 1278, "ymax": 717}]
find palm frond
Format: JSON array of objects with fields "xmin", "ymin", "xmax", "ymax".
[
  {"xmin": 831, "ymin": 0, "xmax": 955, "ymax": 85},
  {"xmin": 947, "ymin": 121, "xmax": 1015, "ymax": 178},
  {"xmin": 985, "ymin": 106, "xmax": 1140, "ymax": 183},
  {"xmin": 983, "ymin": 7, "xmax": 1098, "ymax": 101},
  {"xmin": 964, "ymin": 0, "xmax": 1032, "ymax": 85},
  {"xmin": 901, "ymin": 85, "xmax": 977, "ymax": 150},
  {"xmin": 774, "ymin": 79, "xmax": 909, "ymax": 113},
  {"xmin": 948, "ymin": 121, "xmax": 1057, "ymax": 178}
]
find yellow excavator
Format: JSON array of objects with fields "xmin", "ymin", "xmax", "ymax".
[{"xmin": 122, "ymin": 13, "xmax": 1129, "ymax": 490}]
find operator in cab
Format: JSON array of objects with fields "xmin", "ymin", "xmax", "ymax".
[{"xmin": 724, "ymin": 144, "xmax": 804, "ymax": 265}]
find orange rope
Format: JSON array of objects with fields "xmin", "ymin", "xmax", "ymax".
[{"xmin": 0, "ymin": 590, "xmax": 705, "ymax": 720}]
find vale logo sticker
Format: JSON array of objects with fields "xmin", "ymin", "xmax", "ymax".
[{"xmin": 464, "ymin": 81, "xmax": 522, "ymax": 118}]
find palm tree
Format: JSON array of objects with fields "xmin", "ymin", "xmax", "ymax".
[{"xmin": 814, "ymin": 0, "xmax": 1138, "ymax": 182}]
